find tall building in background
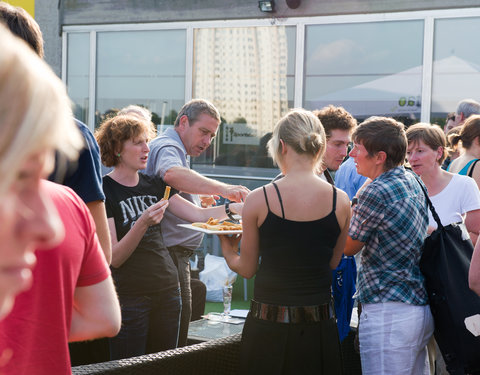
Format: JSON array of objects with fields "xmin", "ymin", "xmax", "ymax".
[{"xmin": 194, "ymin": 26, "xmax": 289, "ymax": 137}]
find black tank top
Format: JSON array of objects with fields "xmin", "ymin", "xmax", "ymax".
[{"xmin": 254, "ymin": 182, "xmax": 341, "ymax": 306}]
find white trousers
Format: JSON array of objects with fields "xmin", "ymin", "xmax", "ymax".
[{"xmin": 359, "ymin": 302, "xmax": 434, "ymax": 375}]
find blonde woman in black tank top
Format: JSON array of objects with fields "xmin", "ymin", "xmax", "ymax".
[{"xmin": 220, "ymin": 109, "xmax": 351, "ymax": 375}]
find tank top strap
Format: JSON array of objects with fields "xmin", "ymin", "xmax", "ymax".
[
  {"xmin": 271, "ymin": 182, "xmax": 285, "ymax": 219},
  {"xmin": 331, "ymin": 185, "xmax": 337, "ymax": 213},
  {"xmin": 262, "ymin": 186, "xmax": 271, "ymax": 212}
]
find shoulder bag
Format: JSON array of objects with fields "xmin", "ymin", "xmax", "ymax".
[{"xmin": 415, "ymin": 176, "xmax": 480, "ymax": 375}]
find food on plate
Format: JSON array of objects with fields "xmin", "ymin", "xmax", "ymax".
[
  {"xmin": 192, "ymin": 217, "xmax": 242, "ymax": 231},
  {"xmin": 162, "ymin": 186, "xmax": 171, "ymax": 200}
]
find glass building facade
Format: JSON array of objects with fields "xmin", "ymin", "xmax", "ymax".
[{"xmin": 63, "ymin": 9, "xmax": 480, "ymax": 188}]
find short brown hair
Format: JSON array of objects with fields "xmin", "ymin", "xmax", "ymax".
[
  {"xmin": 0, "ymin": 2, "xmax": 44, "ymax": 58},
  {"xmin": 353, "ymin": 116, "xmax": 407, "ymax": 171},
  {"xmin": 313, "ymin": 105, "xmax": 357, "ymax": 138},
  {"xmin": 95, "ymin": 115, "xmax": 156, "ymax": 167},
  {"xmin": 450, "ymin": 114, "xmax": 480, "ymax": 149},
  {"xmin": 406, "ymin": 123, "xmax": 447, "ymax": 165}
]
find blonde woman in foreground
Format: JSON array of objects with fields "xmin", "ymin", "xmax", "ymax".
[
  {"xmin": 0, "ymin": 24, "xmax": 82, "ymax": 321},
  {"xmin": 220, "ymin": 109, "xmax": 350, "ymax": 374},
  {"xmin": 0, "ymin": 24, "xmax": 123, "ymax": 375}
]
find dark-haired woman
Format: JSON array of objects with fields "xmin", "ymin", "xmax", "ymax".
[{"xmin": 447, "ymin": 114, "xmax": 480, "ymax": 189}]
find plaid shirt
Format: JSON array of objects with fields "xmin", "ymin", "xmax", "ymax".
[{"xmin": 349, "ymin": 167, "xmax": 429, "ymax": 305}]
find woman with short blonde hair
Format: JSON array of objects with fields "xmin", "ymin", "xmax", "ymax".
[
  {"xmin": 407, "ymin": 122, "xmax": 480, "ymax": 242},
  {"xmin": 0, "ymin": 24, "xmax": 82, "ymax": 319}
]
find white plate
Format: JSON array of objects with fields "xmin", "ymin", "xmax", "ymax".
[
  {"xmin": 230, "ymin": 309, "xmax": 249, "ymax": 318},
  {"xmin": 177, "ymin": 223, "xmax": 242, "ymax": 235}
]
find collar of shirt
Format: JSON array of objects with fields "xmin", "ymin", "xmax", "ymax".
[
  {"xmin": 164, "ymin": 127, "xmax": 190, "ymax": 164},
  {"xmin": 164, "ymin": 128, "xmax": 187, "ymax": 155},
  {"xmin": 374, "ymin": 165, "xmax": 404, "ymax": 181}
]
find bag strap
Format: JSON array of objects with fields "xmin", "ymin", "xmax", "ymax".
[
  {"xmin": 409, "ymin": 171, "xmax": 444, "ymax": 230},
  {"xmin": 468, "ymin": 159, "xmax": 480, "ymax": 177}
]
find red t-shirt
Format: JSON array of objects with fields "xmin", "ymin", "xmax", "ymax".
[{"xmin": 0, "ymin": 181, "xmax": 110, "ymax": 375}]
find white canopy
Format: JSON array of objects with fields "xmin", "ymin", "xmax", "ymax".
[{"xmin": 311, "ymin": 55, "xmax": 480, "ymax": 118}]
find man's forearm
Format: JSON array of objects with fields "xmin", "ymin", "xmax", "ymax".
[
  {"xmin": 163, "ymin": 167, "xmax": 250, "ymax": 206},
  {"xmin": 164, "ymin": 167, "xmax": 250, "ymax": 202},
  {"xmin": 164, "ymin": 167, "xmax": 226, "ymax": 195}
]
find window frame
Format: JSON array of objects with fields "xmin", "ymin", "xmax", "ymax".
[{"xmin": 62, "ymin": 7, "xmax": 480, "ymax": 182}]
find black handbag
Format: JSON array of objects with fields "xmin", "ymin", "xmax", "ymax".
[{"xmin": 415, "ymin": 178, "xmax": 480, "ymax": 374}]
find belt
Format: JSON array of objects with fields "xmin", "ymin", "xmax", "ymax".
[
  {"xmin": 250, "ymin": 299, "xmax": 334, "ymax": 324},
  {"xmin": 167, "ymin": 246, "xmax": 194, "ymax": 257}
]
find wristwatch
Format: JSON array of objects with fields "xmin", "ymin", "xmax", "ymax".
[{"xmin": 225, "ymin": 201, "xmax": 236, "ymax": 221}]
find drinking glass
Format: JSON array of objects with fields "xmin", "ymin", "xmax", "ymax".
[{"xmin": 222, "ymin": 285, "xmax": 233, "ymax": 318}]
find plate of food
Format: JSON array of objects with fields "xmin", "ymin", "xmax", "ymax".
[{"xmin": 178, "ymin": 217, "xmax": 242, "ymax": 235}]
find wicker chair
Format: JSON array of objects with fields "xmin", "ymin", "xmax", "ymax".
[
  {"xmin": 72, "ymin": 333, "xmax": 241, "ymax": 375},
  {"xmin": 72, "ymin": 330, "xmax": 361, "ymax": 375}
]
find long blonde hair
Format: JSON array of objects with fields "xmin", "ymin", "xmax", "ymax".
[{"xmin": 0, "ymin": 25, "xmax": 82, "ymax": 194}]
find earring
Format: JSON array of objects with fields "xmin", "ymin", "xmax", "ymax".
[{"xmin": 117, "ymin": 153, "xmax": 121, "ymax": 157}]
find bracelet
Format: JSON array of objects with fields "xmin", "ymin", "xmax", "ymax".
[{"xmin": 225, "ymin": 201, "xmax": 236, "ymax": 221}]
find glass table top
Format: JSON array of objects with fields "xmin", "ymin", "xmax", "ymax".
[{"xmin": 187, "ymin": 318, "xmax": 245, "ymax": 343}]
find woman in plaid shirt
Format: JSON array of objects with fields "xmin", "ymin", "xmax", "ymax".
[{"xmin": 344, "ymin": 117, "xmax": 434, "ymax": 375}]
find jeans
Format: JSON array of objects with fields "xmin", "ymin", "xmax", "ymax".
[
  {"xmin": 109, "ymin": 288, "xmax": 181, "ymax": 360},
  {"xmin": 168, "ymin": 246, "xmax": 194, "ymax": 347}
]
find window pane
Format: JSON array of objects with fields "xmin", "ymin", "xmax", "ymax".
[
  {"xmin": 192, "ymin": 26, "xmax": 295, "ymax": 169},
  {"xmin": 304, "ymin": 21, "xmax": 424, "ymax": 125},
  {"xmin": 67, "ymin": 33, "xmax": 90, "ymax": 124},
  {"xmin": 431, "ymin": 17, "xmax": 480, "ymax": 127},
  {"xmin": 96, "ymin": 30, "xmax": 186, "ymax": 128}
]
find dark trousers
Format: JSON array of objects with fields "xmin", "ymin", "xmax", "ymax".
[
  {"xmin": 109, "ymin": 288, "xmax": 181, "ymax": 360},
  {"xmin": 240, "ymin": 314, "xmax": 343, "ymax": 374},
  {"xmin": 191, "ymin": 277, "xmax": 207, "ymax": 321},
  {"xmin": 69, "ymin": 338, "xmax": 109, "ymax": 366},
  {"xmin": 168, "ymin": 246, "xmax": 196, "ymax": 347}
]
